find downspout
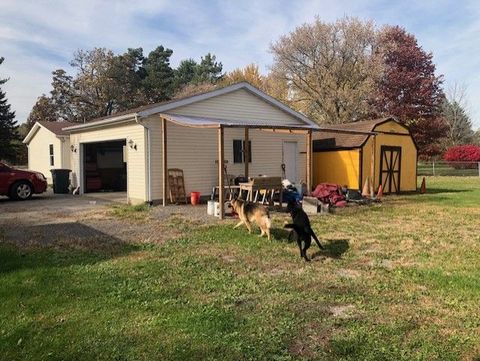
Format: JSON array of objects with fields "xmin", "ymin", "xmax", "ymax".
[{"xmin": 135, "ymin": 115, "xmax": 153, "ymax": 205}]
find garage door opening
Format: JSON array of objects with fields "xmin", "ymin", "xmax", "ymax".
[{"xmin": 83, "ymin": 140, "xmax": 127, "ymax": 193}]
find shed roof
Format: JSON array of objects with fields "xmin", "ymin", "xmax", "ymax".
[{"xmin": 313, "ymin": 117, "xmax": 402, "ymax": 151}]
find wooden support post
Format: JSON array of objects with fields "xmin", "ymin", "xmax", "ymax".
[
  {"xmin": 162, "ymin": 117, "xmax": 167, "ymax": 206},
  {"xmin": 306, "ymin": 130, "xmax": 313, "ymax": 193},
  {"xmin": 370, "ymin": 135, "xmax": 376, "ymax": 196},
  {"xmin": 218, "ymin": 126, "xmax": 225, "ymax": 219},
  {"xmin": 244, "ymin": 127, "xmax": 249, "ymax": 178}
]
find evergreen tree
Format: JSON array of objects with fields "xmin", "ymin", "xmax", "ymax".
[
  {"xmin": 142, "ymin": 46, "xmax": 175, "ymax": 103},
  {"xmin": 0, "ymin": 57, "xmax": 18, "ymax": 162},
  {"xmin": 173, "ymin": 58, "xmax": 198, "ymax": 90},
  {"xmin": 107, "ymin": 48, "xmax": 147, "ymax": 111},
  {"xmin": 172, "ymin": 54, "xmax": 224, "ymax": 95},
  {"xmin": 12, "ymin": 122, "xmax": 29, "ymax": 165},
  {"xmin": 193, "ymin": 53, "xmax": 223, "ymax": 84}
]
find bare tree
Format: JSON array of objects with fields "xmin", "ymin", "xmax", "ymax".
[
  {"xmin": 270, "ymin": 17, "xmax": 382, "ymax": 124},
  {"xmin": 443, "ymin": 82, "xmax": 475, "ymax": 145}
]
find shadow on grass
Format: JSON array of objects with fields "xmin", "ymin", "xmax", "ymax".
[
  {"xmin": 421, "ymin": 188, "xmax": 472, "ymax": 194},
  {"xmin": 398, "ymin": 188, "xmax": 471, "ymax": 196},
  {"xmin": 312, "ymin": 239, "xmax": 349, "ymax": 259},
  {"xmin": 0, "ymin": 222, "xmax": 138, "ymax": 274},
  {"xmin": 271, "ymin": 228, "xmax": 293, "ymax": 242},
  {"xmin": 271, "ymin": 229, "xmax": 350, "ymax": 260}
]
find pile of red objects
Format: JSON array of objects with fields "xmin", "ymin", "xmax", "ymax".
[{"xmin": 310, "ymin": 183, "xmax": 347, "ymax": 207}]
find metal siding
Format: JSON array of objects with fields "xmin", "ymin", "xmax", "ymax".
[
  {"xmin": 169, "ymin": 88, "xmax": 307, "ymax": 126},
  {"xmin": 60, "ymin": 137, "xmax": 71, "ymax": 169},
  {"xmin": 27, "ymin": 127, "xmax": 64, "ymax": 183},
  {"xmin": 144, "ymin": 118, "xmax": 306, "ymax": 200}
]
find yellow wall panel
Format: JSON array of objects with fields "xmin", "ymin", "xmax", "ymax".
[{"xmin": 313, "ymin": 150, "xmax": 360, "ymax": 189}]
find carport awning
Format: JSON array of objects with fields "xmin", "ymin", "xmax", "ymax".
[{"xmin": 160, "ymin": 113, "xmax": 319, "ymax": 131}]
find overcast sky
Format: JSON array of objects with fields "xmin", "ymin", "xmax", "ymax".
[{"xmin": 1, "ymin": 0, "xmax": 479, "ymax": 129}]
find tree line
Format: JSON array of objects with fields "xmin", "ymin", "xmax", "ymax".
[
  {"xmin": 265, "ymin": 18, "xmax": 477, "ymax": 158},
  {"xmin": 27, "ymin": 47, "xmax": 223, "ymax": 124},
  {"xmin": 1, "ymin": 16, "xmax": 479, "ymax": 163},
  {"xmin": 233, "ymin": 19, "xmax": 479, "ymax": 157}
]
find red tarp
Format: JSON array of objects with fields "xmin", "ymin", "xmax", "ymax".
[{"xmin": 311, "ymin": 183, "xmax": 347, "ymax": 207}]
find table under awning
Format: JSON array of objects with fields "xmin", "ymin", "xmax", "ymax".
[
  {"xmin": 158, "ymin": 113, "xmax": 319, "ymax": 219},
  {"xmin": 158, "ymin": 113, "xmax": 376, "ymax": 219}
]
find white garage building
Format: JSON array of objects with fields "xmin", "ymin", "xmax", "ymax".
[{"xmin": 26, "ymin": 83, "xmax": 320, "ymax": 217}]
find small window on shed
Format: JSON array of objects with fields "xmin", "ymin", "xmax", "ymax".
[
  {"xmin": 233, "ymin": 140, "xmax": 252, "ymax": 164},
  {"xmin": 49, "ymin": 144, "xmax": 54, "ymax": 166}
]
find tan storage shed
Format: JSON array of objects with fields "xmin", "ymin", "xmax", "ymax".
[{"xmin": 312, "ymin": 118, "xmax": 418, "ymax": 194}]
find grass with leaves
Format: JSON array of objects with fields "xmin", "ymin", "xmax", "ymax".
[
  {"xmin": 108, "ymin": 203, "xmax": 151, "ymax": 220},
  {"xmin": 1, "ymin": 176, "xmax": 479, "ymax": 360}
]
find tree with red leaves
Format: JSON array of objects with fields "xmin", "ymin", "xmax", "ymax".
[
  {"xmin": 376, "ymin": 26, "xmax": 448, "ymax": 158},
  {"xmin": 444, "ymin": 145, "xmax": 480, "ymax": 162},
  {"xmin": 444, "ymin": 144, "xmax": 480, "ymax": 169}
]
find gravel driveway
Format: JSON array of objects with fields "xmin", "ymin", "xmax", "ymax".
[{"xmin": 0, "ymin": 190, "xmax": 221, "ymax": 248}]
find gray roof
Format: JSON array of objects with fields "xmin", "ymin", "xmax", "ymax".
[{"xmin": 37, "ymin": 121, "xmax": 75, "ymax": 136}]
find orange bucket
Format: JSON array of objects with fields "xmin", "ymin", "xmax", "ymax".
[{"xmin": 190, "ymin": 191, "xmax": 201, "ymax": 205}]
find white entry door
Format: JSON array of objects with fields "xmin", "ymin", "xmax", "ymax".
[{"xmin": 282, "ymin": 141, "xmax": 298, "ymax": 182}]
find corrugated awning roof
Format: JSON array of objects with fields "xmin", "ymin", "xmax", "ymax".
[{"xmin": 161, "ymin": 113, "xmax": 319, "ymax": 130}]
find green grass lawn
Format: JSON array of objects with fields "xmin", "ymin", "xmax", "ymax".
[{"xmin": 1, "ymin": 177, "xmax": 480, "ymax": 360}]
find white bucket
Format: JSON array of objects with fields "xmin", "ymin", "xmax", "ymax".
[
  {"xmin": 207, "ymin": 200, "xmax": 215, "ymax": 215},
  {"xmin": 214, "ymin": 202, "xmax": 221, "ymax": 217},
  {"xmin": 214, "ymin": 202, "xmax": 231, "ymax": 217}
]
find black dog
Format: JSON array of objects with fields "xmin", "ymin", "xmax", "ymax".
[{"xmin": 284, "ymin": 200, "xmax": 324, "ymax": 261}]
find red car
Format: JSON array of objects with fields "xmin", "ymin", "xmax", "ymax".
[{"xmin": 0, "ymin": 162, "xmax": 48, "ymax": 200}]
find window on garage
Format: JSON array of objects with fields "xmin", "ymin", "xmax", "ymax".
[
  {"xmin": 233, "ymin": 139, "xmax": 252, "ymax": 164},
  {"xmin": 49, "ymin": 144, "xmax": 54, "ymax": 166}
]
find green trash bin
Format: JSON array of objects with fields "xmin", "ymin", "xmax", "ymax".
[{"xmin": 50, "ymin": 169, "xmax": 71, "ymax": 194}]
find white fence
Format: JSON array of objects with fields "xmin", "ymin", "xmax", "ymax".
[{"xmin": 418, "ymin": 161, "xmax": 480, "ymax": 176}]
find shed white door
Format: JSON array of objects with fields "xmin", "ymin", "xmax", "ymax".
[{"xmin": 282, "ymin": 141, "xmax": 298, "ymax": 182}]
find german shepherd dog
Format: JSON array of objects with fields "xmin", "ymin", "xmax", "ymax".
[
  {"xmin": 230, "ymin": 198, "xmax": 272, "ymax": 240},
  {"xmin": 285, "ymin": 200, "xmax": 324, "ymax": 261}
]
